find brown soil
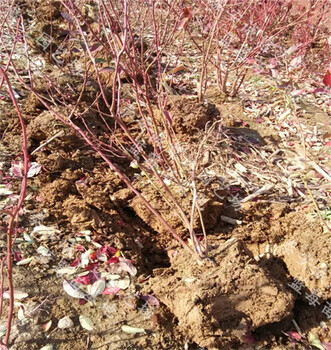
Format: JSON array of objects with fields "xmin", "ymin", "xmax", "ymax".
[
  {"xmin": 1, "ymin": 97, "xmax": 331, "ymax": 349},
  {"xmin": 0, "ymin": 1, "xmax": 330, "ymax": 349},
  {"xmin": 163, "ymin": 95, "xmax": 220, "ymax": 139},
  {"xmin": 130, "ymin": 179, "xmax": 224, "ymax": 239},
  {"xmin": 152, "ymin": 239, "xmax": 294, "ymax": 349}
]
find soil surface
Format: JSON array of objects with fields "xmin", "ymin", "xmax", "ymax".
[{"xmin": 0, "ymin": 1, "xmax": 330, "ymax": 350}]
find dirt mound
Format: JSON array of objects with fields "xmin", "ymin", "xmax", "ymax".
[
  {"xmin": 151, "ymin": 239, "xmax": 295, "ymax": 349},
  {"xmin": 274, "ymin": 208, "xmax": 331, "ymax": 299},
  {"xmin": 26, "ymin": 111, "xmax": 62, "ymax": 142},
  {"xmin": 156, "ymin": 95, "xmax": 220, "ymax": 138},
  {"xmin": 130, "ymin": 180, "xmax": 223, "ymax": 240},
  {"xmin": 233, "ymin": 202, "xmax": 331, "ymax": 299}
]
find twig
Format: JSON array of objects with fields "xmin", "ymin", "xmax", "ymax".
[
  {"xmin": 220, "ymin": 216, "xmax": 242, "ymax": 225},
  {"xmin": 31, "ymin": 130, "xmax": 65, "ymax": 155},
  {"xmin": 310, "ymin": 161, "xmax": 331, "ymax": 183},
  {"xmin": 241, "ymin": 184, "xmax": 274, "ymax": 203},
  {"xmin": 292, "ymin": 319, "xmax": 303, "ymax": 335}
]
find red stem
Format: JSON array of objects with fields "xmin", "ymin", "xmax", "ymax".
[
  {"xmin": 0, "ymin": 67, "xmax": 29, "ymax": 345},
  {"xmin": 0, "ymin": 258, "xmax": 5, "ymax": 316}
]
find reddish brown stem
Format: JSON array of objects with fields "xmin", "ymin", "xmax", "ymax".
[
  {"xmin": 0, "ymin": 67, "xmax": 29, "ymax": 345},
  {"xmin": 0, "ymin": 258, "xmax": 5, "ymax": 316}
]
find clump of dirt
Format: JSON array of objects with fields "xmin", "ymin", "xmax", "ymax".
[
  {"xmin": 151, "ymin": 239, "xmax": 295, "ymax": 349},
  {"xmin": 37, "ymin": 163, "xmax": 130, "ymax": 232},
  {"xmin": 273, "ymin": 207, "xmax": 331, "ymax": 299},
  {"xmin": 22, "ymin": 91, "xmax": 46, "ymax": 115},
  {"xmin": 233, "ymin": 202, "xmax": 331, "ymax": 299},
  {"xmin": 130, "ymin": 180, "xmax": 224, "ymax": 241},
  {"xmin": 38, "ymin": 177, "xmax": 77, "ymax": 209},
  {"xmin": 157, "ymin": 95, "xmax": 220, "ymax": 138},
  {"xmin": 63, "ymin": 195, "xmax": 102, "ymax": 229},
  {"xmin": 238, "ymin": 202, "xmax": 291, "ymax": 244},
  {"xmin": 26, "ymin": 111, "xmax": 66, "ymax": 142},
  {"xmin": 0, "ymin": 110, "xmax": 26, "ymax": 153}
]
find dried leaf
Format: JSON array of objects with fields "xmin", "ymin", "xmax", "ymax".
[
  {"xmin": 269, "ymin": 58, "xmax": 278, "ymax": 69},
  {"xmin": 286, "ymin": 331, "xmax": 302, "ymax": 341},
  {"xmin": 167, "ymin": 66, "xmax": 185, "ymax": 75},
  {"xmin": 289, "ymin": 55, "xmax": 303, "ymax": 69},
  {"xmin": 28, "ymin": 162, "xmax": 42, "ymax": 177},
  {"xmin": 270, "ymin": 68, "xmax": 278, "ymax": 78},
  {"xmin": 308, "ymin": 332, "xmax": 324, "ymax": 350},
  {"xmin": 80, "ymin": 41, "xmax": 87, "ymax": 52},
  {"xmin": 23, "ymin": 233, "xmax": 34, "ymax": 244},
  {"xmin": 63, "ymin": 280, "xmax": 85, "ymax": 299},
  {"xmin": 37, "ymin": 246, "xmax": 51, "ymax": 257},
  {"xmin": 97, "ymin": 246, "xmax": 117, "ymax": 258},
  {"xmin": 234, "ymin": 163, "xmax": 247, "ymax": 173},
  {"xmin": 323, "ymin": 72, "xmax": 331, "ymax": 87},
  {"xmin": 13, "ymin": 251, "xmax": 22, "ymax": 262},
  {"xmin": 96, "ymin": 251, "xmax": 107, "ymax": 262},
  {"xmin": 85, "ymin": 263, "xmax": 98, "ymax": 271},
  {"xmin": 17, "ymin": 306, "xmax": 28, "ymax": 324},
  {"xmin": 178, "ymin": 17, "xmax": 190, "ymax": 30},
  {"xmin": 61, "ymin": 11, "xmax": 72, "ymax": 22},
  {"xmin": 74, "ymin": 275, "xmax": 91, "ymax": 285},
  {"xmin": 290, "ymin": 89, "xmax": 305, "ymax": 97},
  {"xmin": 119, "ymin": 258, "xmax": 137, "ymax": 276},
  {"xmin": 42, "ymin": 320, "xmax": 52, "ymax": 332},
  {"xmin": 16, "ymin": 257, "xmax": 33, "ymax": 266},
  {"xmin": 89, "ymin": 271, "xmax": 99, "ymax": 284},
  {"xmin": 246, "ymin": 58, "xmax": 256, "ymax": 65},
  {"xmin": 286, "ymin": 44, "xmax": 301, "ymax": 55},
  {"xmin": 40, "ymin": 345, "xmax": 54, "ymax": 350},
  {"xmin": 107, "ymin": 275, "xmax": 130, "ymax": 290},
  {"xmin": 9, "ymin": 161, "xmax": 23, "ymax": 178},
  {"xmin": 118, "ymin": 220, "xmax": 125, "ymax": 227},
  {"xmin": 79, "ymin": 315, "xmax": 93, "ymax": 331},
  {"xmin": 32, "ymin": 225, "xmax": 61, "ymax": 236},
  {"xmin": 87, "ymin": 279, "xmax": 105, "ymax": 298},
  {"xmin": 0, "ymin": 186, "xmax": 12, "ymax": 196},
  {"xmin": 58, "ymin": 316, "xmax": 74, "ymax": 329},
  {"xmin": 141, "ymin": 295, "xmax": 160, "ymax": 306},
  {"xmin": 102, "ymin": 287, "xmax": 121, "ymax": 295},
  {"xmin": 3, "ymin": 290, "xmax": 28, "ymax": 300},
  {"xmin": 99, "ymin": 67, "xmax": 115, "ymax": 73},
  {"xmin": 101, "ymin": 273, "xmax": 120, "ymax": 280},
  {"xmin": 121, "ymin": 325, "xmax": 146, "ymax": 334},
  {"xmin": 70, "ymin": 257, "xmax": 81, "ymax": 267},
  {"xmin": 178, "ymin": 7, "xmax": 192, "ymax": 30},
  {"xmin": 9, "ymin": 161, "xmax": 41, "ymax": 178},
  {"xmin": 311, "ymin": 88, "xmax": 325, "ymax": 93},
  {"xmin": 107, "ymin": 257, "xmax": 119, "ymax": 264},
  {"xmin": 81, "ymin": 249, "xmax": 91, "ymax": 268},
  {"xmin": 56, "ymin": 266, "xmax": 77, "ymax": 275},
  {"xmin": 90, "ymin": 43, "xmax": 102, "ymax": 52}
]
